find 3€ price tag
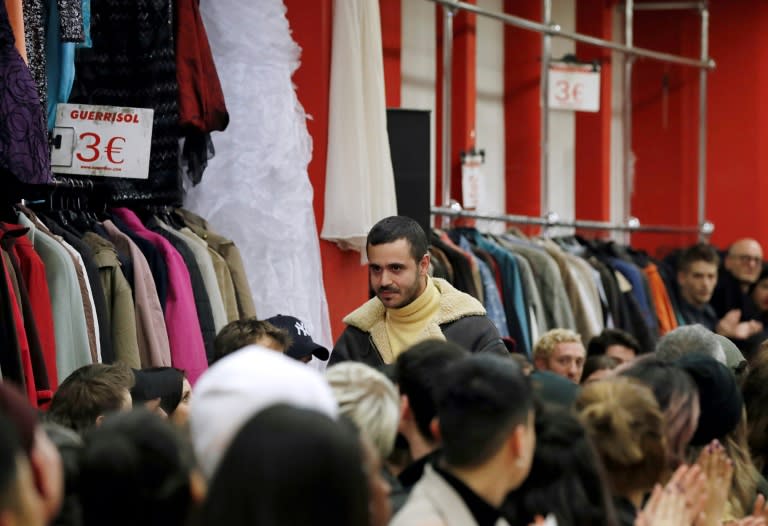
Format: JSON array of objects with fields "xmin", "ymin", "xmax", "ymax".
[
  {"xmin": 548, "ymin": 63, "xmax": 601, "ymax": 113},
  {"xmin": 51, "ymin": 104, "xmax": 154, "ymax": 179}
]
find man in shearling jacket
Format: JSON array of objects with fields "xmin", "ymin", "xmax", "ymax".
[{"xmin": 330, "ymin": 216, "xmax": 507, "ymax": 366}]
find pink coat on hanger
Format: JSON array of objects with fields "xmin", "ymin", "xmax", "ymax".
[{"xmin": 112, "ymin": 208, "xmax": 207, "ymax": 384}]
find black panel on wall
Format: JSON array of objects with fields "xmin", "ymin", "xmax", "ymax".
[{"xmin": 386, "ymin": 109, "xmax": 431, "ymax": 236}]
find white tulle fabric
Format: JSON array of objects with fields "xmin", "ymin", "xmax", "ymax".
[
  {"xmin": 320, "ymin": 0, "xmax": 398, "ymax": 254},
  {"xmin": 184, "ymin": 0, "xmax": 332, "ymax": 353}
]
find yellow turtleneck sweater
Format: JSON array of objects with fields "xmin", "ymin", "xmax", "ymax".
[{"xmin": 385, "ymin": 276, "xmax": 442, "ymax": 358}]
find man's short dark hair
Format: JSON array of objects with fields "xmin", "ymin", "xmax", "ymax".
[
  {"xmin": 587, "ymin": 329, "xmax": 643, "ymax": 357},
  {"xmin": 366, "ymin": 216, "xmax": 429, "ymax": 262},
  {"xmin": 48, "ymin": 363, "xmax": 135, "ymax": 434},
  {"xmin": 435, "ymin": 354, "xmax": 533, "ymax": 468},
  {"xmin": 678, "ymin": 243, "xmax": 720, "ymax": 273},
  {"xmin": 213, "ymin": 319, "xmax": 292, "ymax": 363},
  {"xmin": 394, "ymin": 340, "xmax": 468, "ymax": 442}
]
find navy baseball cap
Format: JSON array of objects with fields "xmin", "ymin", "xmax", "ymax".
[{"xmin": 265, "ymin": 315, "xmax": 330, "ymax": 361}]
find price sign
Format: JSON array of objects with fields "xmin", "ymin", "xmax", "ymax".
[
  {"xmin": 51, "ymin": 103, "xmax": 154, "ymax": 179},
  {"xmin": 548, "ymin": 63, "xmax": 601, "ymax": 113},
  {"xmin": 461, "ymin": 153, "xmax": 483, "ymax": 210}
]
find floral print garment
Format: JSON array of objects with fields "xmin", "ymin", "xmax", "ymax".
[{"xmin": 0, "ymin": 0, "xmax": 52, "ymax": 184}]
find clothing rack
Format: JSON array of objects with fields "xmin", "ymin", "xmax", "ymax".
[
  {"xmin": 11, "ymin": 176, "xmax": 180, "ymax": 213},
  {"xmin": 47, "ymin": 176, "xmax": 182, "ymax": 207},
  {"xmin": 429, "ymin": 0, "xmax": 712, "ymax": 68},
  {"xmin": 431, "ymin": 206, "xmax": 715, "ymax": 238},
  {"xmin": 428, "ymin": 0, "xmax": 712, "ymax": 231}
]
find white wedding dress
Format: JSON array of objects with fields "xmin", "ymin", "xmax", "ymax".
[{"xmin": 184, "ymin": 0, "xmax": 332, "ymax": 355}]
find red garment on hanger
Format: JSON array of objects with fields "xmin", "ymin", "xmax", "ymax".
[
  {"xmin": 4, "ymin": 223, "xmax": 58, "ymax": 389},
  {"xmin": 175, "ymin": 0, "xmax": 228, "ymax": 133},
  {"xmin": 2, "ymin": 254, "xmax": 37, "ymax": 407}
]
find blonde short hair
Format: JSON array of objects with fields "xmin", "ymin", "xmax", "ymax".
[
  {"xmin": 533, "ymin": 329, "xmax": 583, "ymax": 360},
  {"xmin": 326, "ymin": 363, "xmax": 399, "ymax": 459}
]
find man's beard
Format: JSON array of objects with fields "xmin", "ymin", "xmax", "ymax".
[{"xmin": 375, "ymin": 278, "xmax": 422, "ymax": 309}]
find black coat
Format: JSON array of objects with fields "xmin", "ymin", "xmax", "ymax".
[{"xmin": 330, "ymin": 278, "xmax": 507, "ymax": 366}]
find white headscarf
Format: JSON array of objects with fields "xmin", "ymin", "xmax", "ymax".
[{"xmin": 189, "ymin": 345, "xmax": 338, "ymax": 479}]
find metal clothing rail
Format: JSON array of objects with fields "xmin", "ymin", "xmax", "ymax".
[
  {"xmin": 428, "ymin": 0, "xmax": 714, "ymax": 69},
  {"xmin": 632, "ymin": 2, "xmax": 707, "ymax": 11},
  {"xmin": 431, "ymin": 206, "xmax": 715, "ymax": 236},
  {"xmin": 431, "ymin": 0, "xmax": 713, "ymax": 237}
]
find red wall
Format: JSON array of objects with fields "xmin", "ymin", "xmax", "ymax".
[
  {"xmin": 284, "ymin": 0, "xmax": 768, "ymax": 338},
  {"xmin": 435, "ymin": 2, "xmax": 478, "ymax": 208},
  {"xmin": 285, "ymin": 0, "xmax": 403, "ymax": 340},
  {"xmin": 706, "ymin": 1, "xmax": 768, "ymax": 250},
  {"xmin": 630, "ymin": 8, "xmax": 700, "ymax": 254},
  {"xmin": 503, "ymin": 0, "xmax": 543, "ymax": 225},
  {"xmin": 631, "ymin": 1, "xmax": 768, "ymax": 254},
  {"xmin": 381, "ymin": 0, "xmax": 402, "ymax": 108},
  {"xmin": 284, "ymin": 0, "xmax": 368, "ymax": 340},
  {"xmin": 575, "ymin": 0, "xmax": 613, "ymax": 225}
]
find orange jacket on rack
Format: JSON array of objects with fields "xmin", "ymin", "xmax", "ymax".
[{"xmin": 644, "ymin": 263, "xmax": 678, "ymax": 336}]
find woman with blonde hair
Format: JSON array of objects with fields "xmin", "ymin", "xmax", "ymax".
[{"xmin": 576, "ymin": 377, "xmax": 668, "ymax": 526}]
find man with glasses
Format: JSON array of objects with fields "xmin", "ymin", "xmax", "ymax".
[
  {"xmin": 724, "ymin": 239, "xmax": 764, "ymax": 291},
  {"xmin": 710, "ymin": 238, "xmax": 765, "ymax": 344}
]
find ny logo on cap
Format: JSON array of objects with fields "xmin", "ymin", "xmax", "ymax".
[{"xmin": 295, "ymin": 321, "xmax": 310, "ymax": 337}]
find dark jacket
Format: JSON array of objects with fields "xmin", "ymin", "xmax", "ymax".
[
  {"xmin": 711, "ymin": 267, "xmax": 755, "ymax": 319},
  {"xmin": 330, "ymin": 278, "xmax": 507, "ymax": 366}
]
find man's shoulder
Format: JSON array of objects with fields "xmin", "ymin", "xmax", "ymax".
[
  {"xmin": 391, "ymin": 466, "xmax": 510, "ymax": 526},
  {"xmin": 714, "ymin": 267, "xmax": 743, "ymax": 293},
  {"xmin": 342, "ymin": 296, "xmax": 386, "ymax": 332},
  {"xmin": 390, "ymin": 467, "xmax": 460, "ymax": 526},
  {"xmin": 432, "ymin": 278, "xmax": 486, "ymax": 323},
  {"xmin": 331, "ymin": 324, "xmax": 384, "ymax": 366},
  {"xmin": 678, "ymin": 300, "xmax": 718, "ymax": 331}
]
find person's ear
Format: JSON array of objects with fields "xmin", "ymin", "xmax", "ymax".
[
  {"xmin": 189, "ymin": 469, "xmax": 207, "ymax": 504},
  {"xmin": 419, "ymin": 253, "xmax": 430, "ymax": 276},
  {"xmin": 398, "ymin": 395, "xmax": 411, "ymax": 433},
  {"xmin": 400, "ymin": 395, "xmax": 411, "ymax": 421},
  {"xmin": 429, "ymin": 418, "xmax": 441, "ymax": 443},
  {"xmin": 504, "ymin": 424, "xmax": 533, "ymax": 471},
  {"xmin": 533, "ymin": 356, "xmax": 546, "ymax": 371},
  {"xmin": 95, "ymin": 414, "xmax": 105, "ymax": 427},
  {"xmin": 30, "ymin": 428, "xmax": 63, "ymax": 520}
]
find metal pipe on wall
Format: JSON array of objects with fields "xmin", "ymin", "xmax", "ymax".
[
  {"xmin": 623, "ymin": 0, "xmax": 634, "ymax": 227},
  {"xmin": 630, "ymin": 0, "xmax": 710, "ymax": 238},
  {"xmin": 427, "ymin": 0, "xmax": 714, "ymax": 69},
  {"xmin": 441, "ymin": 6, "xmax": 455, "ymax": 228},
  {"xmin": 698, "ymin": 5, "xmax": 709, "ymax": 238},
  {"xmin": 428, "ymin": 0, "xmax": 714, "ymax": 236},
  {"xmin": 632, "ymin": 2, "xmax": 706, "ymax": 11},
  {"xmin": 540, "ymin": 0, "xmax": 553, "ymax": 216},
  {"xmin": 430, "ymin": 206, "xmax": 710, "ymax": 234}
]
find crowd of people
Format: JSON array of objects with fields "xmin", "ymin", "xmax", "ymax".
[{"xmin": 4, "ymin": 215, "xmax": 768, "ymax": 526}]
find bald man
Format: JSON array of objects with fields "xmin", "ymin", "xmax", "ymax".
[
  {"xmin": 710, "ymin": 238, "xmax": 764, "ymax": 345},
  {"xmin": 725, "ymin": 239, "xmax": 764, "ymax": 291}
]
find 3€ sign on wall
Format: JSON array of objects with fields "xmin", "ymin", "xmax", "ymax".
[
  {"xmin": 51, "ymin": 104, "xmax": 154, "ymax": 179},
  {"xmin": 548, "ymin": 63, "xmax": 601, "ymax": 113}
]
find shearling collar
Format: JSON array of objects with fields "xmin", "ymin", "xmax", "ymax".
[{"xmin": 342, "ymin": 278, "xmax": 486, "ymax": 363}]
